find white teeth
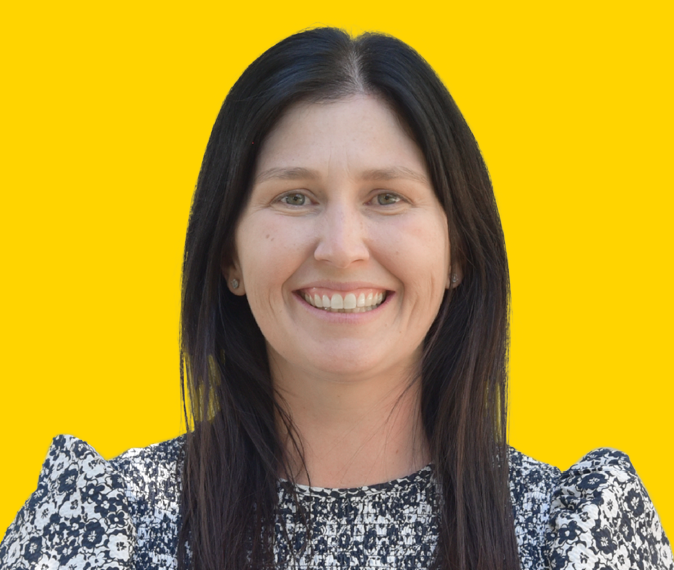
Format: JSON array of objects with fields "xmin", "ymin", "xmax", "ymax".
[{"xmin": 302, "ymin": 291, "xmax": 387, "ymax": 312}]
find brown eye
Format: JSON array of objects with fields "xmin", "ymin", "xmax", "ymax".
[
  {"xmin": 376, "ymin": 192, "xmax": 400, "ymax": 205},
  {"xmin": 281, "ymin": 193, "xmax": 307, "ymax": 206}
]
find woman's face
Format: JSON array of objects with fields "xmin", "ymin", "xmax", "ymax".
[{"xmin": 230, "ymin": 94, "xmax": 453, "ymax": 382}]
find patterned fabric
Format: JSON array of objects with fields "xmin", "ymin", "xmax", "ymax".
[
  {"xmin": 545, "ymin": 449, "xmax": 673, "ymax": 569},
  {"xmin": 275, "ymin": 468, "xmax": 438, "ymax": 568},
  {"xmin": 1, "ymin": 435, "xmax": 672, "ymax": 569}
]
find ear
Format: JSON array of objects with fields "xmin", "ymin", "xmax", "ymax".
[
  {"xmin": 446, "ymin": 265, "xmax": 463, "ymax": 289},
  {"xmin": 221, "ymin": 254, "xmax": 246, "ymax": 296}
]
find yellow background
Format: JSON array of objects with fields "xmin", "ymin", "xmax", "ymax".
[{"xmin": 1, "ymin": 0, "xmax": 672, "ymax": 539}]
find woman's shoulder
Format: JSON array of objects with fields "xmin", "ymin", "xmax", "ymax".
[
  {"xmin": 507, "ymin": 445, "xmax": 655, "ymax": 508},
  {"xmin": 41, "ymin": 433, "xmax": 185, "ymax": 509},
  {"xmin": 0, "ymin": 434, "xmax": 185, "ymax": 570},
  {"xmin": 508, "ymin": 446, "xmax": 562, "ymax": 500},
  {"xmin": 44, "ymin": 432, "xmax": 184, "ymax": 469},
  {"xmin": 546, "ymin": 447, "xmax": 672, "ymax": 569},
  {"xmin": 108, "ymin": 434, "xmax": 185, "ymax": 497},
  {"xmin": 509, "ymin": 446, "xmax": 673, "ymax": 570},
  {"xmin": 508, "ymin": 447, "xmax": 562, "ymax": 568}
]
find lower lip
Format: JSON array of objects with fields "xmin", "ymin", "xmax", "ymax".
[{"xmin": 294, "ymin": 291, "xmax": 394, "ymax": 322}]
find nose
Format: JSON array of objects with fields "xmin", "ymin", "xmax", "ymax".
[{"xmin": 313, "ymin": 203, "xmax": 370, "ymax": 268}]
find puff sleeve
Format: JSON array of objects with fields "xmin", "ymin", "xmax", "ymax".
[
  {"xmin": 544, "ymin": 448, "xmax": 673, "ymax": 570},
  {"xmin": 0, "ymin": 435, "xmax": 137, "ymax": 570}
]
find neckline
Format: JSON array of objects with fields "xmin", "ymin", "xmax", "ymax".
[{"xmin": 279, "ymin": 464, "xmax": 434, "ymax": 496}]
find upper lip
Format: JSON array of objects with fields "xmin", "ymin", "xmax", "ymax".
[{"xmin": 294, "ymin": 281, "xmax": 392, "ymax": 292}]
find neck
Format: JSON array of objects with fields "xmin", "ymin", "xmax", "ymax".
[{"xmin": 273, "ymin": 358, "xmax": 429, "ymax": 489}]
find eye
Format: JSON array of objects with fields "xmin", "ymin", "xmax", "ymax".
[
  {"xmin": 280, "ymin": 193, "xmax": 308, "ymax": 206},
  {"xmin": 375, "ymin": 192, "xmax": 402, "ymax": 206}
]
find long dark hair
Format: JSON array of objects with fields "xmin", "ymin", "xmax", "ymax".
[{"xmin": 178, "ymin": 27, "xmax": 517, "ymax": 570}]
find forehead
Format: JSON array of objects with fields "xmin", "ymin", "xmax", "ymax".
[{"xmin": 253, "ymin": 94, "xmax": 428, "ymax": 181}]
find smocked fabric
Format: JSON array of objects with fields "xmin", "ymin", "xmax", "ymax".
[
  {"xmin": 1, "ymin": 435, "xmax": 672, "ymax": 569},
  {"xmin": 275, "ymin": 467, "xmax": 439, "ymax": 568}
]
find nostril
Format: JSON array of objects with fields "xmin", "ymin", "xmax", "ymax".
[{"xmin": 313, "ymin": 240, "xmax": 370, "ymax": 267}]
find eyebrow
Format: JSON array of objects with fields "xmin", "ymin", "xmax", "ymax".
[{"xmin": 254, "ymin": 165, "xmax": 429, "ymax": 185}]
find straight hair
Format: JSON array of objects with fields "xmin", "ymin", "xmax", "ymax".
[{"xmin": 178, "ymin": 27, "xmax": 518, "ymax": 570}]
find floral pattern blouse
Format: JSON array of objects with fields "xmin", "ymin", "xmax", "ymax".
[{"xmin": 0, "ymin": 435, "xmax": 672, "ymax": 569}]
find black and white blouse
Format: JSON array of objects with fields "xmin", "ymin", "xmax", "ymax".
[{"xmin": 1, "ymin": 435, "xmax": 672, "ymax": 569}]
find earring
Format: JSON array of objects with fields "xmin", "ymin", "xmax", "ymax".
[
  {"xmin": 230, "ymin": 279, "xmax": 240, "ymax": 289},
  {"xmin": 450, "ymin": 274, "xmax": 458, "ymax": 284}
]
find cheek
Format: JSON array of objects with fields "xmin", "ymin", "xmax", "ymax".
[
  {"xmin": 236, "ymin": 215, "xmax": 310, "ymax": 301},
  {"xmin": 378, "ymin": 214, "xmax": 450, "ymax": 295}
]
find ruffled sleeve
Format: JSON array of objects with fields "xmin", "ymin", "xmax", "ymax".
[
  {"xmin": 0, "ymin": 435, "xmax": 137, "ymax": 570},
  {"xmin": 545, "ymin": 448, "xmax": 673, "ymax": 570}
]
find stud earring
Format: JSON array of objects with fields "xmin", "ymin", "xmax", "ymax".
[
  {"xmin": 230, "ymin": 279, "xmax": 240, "ymax": 289},
  {"xmin": 451, "ymin": 274, "xmax": 458, "ymax": 284}
]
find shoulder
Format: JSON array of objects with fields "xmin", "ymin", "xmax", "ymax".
[
  {"xmin": 36, "ymin": 433, "xmax": 185, "ymax": 509},
  {"xmin": 546, "ymin": 447, "xmax": 673, "ymax": 570},
  {"xmin": 508, "ymin": 447, "xmax": 673, "ymax": 570},
  {"xmin": 509, "ymin": 446, "xmax": 561, "ymax": 500},
  {"xmin": 109, "ymin": 435, "xmax": 185, "ymax": 504},
  {"xmin": 508, "ymin": 447, "xmax": 561, "ymax": 568},
  {"xmin": 108, "ymin": 436, "xmax": 185, "ymax": 569},
  {"xmin": 0, "ymin": 434, "xmax": 185, "ymax": 570}
]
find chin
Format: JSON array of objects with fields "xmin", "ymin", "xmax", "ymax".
[{"xmin": 304, "ymin": 351, "xmax": 416, "ymax": 381}]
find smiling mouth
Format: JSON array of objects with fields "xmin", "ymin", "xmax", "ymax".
[{"xmin": 299, "ymin": 289, "xmax": 388, "ymax": 313}]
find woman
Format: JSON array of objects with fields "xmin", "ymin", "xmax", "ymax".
[{"xmin": 1, "ymin": 27, "xmax": 671, "ymax": 570}]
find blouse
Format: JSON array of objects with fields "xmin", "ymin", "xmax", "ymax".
[{"xmin": 0, "ymin": 435, "xmax": 672, "ymax": 569}]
